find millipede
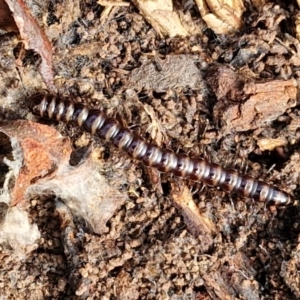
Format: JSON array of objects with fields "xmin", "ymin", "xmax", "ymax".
[{"xmin": 28, "ymin": 93, "xmax": 293, "ymax": 207}]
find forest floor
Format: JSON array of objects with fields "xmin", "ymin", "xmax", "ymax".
[{"xmin": 0, "ymin": 0, "xmax": 300, "ymax": 299}]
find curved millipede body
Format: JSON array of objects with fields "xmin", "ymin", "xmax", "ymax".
[{"xmin": 28, "ymin": 93, "xmax": 293, "ymax": 206}]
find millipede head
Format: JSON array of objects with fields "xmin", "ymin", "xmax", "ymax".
[{"xmin": 28, "ymin": 93, "xmax": 48, "ymax": 116}]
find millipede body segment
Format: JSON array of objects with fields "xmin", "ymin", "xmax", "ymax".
[{"xmin": 28, "ymin": 93, "xmax": 293, "ymax": 206}]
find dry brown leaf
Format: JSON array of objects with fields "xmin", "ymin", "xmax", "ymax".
[
  {"xmin": 0, "ymin": 120, "xmax": 72, "ymax": 206},
  {"xmin": 195, "ymin": 0, "xmax": 245, "ymax": 34},
  {"xmin": 4, "ymin": 0, "xmax": 55, "ymax": 90},
  {"xmin": 0, "ymin": 120, "xmax": 126, "ymax": 235}
]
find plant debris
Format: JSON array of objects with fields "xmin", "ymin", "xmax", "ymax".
[
  {"xmin": 1, "ymin": 0, "xmax": 54, "ymax": 90},
  {"xmin": 0, "ymin": 120, "xmax": 126, "ymax": 256},
  {"xmin": 195, "ymin": 0, "xmax": 245, "ymax": 34},
  {"xmin": 221, "ymin": 79, "xmax": 297, "ymax": 133},
  {"xmin": 127, "ymin": 54, "xmax": 205, "ymax": 92},
  {"xmin": 0, "ymin": 0, "xmax": 299, "ymax": 298}
]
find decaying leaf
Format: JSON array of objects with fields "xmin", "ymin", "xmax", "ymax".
[
  {"xmin": 0, "ymin": 120, "xmax": 126, "ymax": 254},
  {"xmin": 0, "ymin": 120, "xmax": 72, "ymax": 206},
  {"xmin": 195, "ymin": 0, "xmax": 245, "ymax": 34},
  {"xmin": 29, "ymin": 154, "xmax": 127, "ymax": 234},
  {"xmin": 4, "ymin": 0, "xmax": 55, "ymax": 90}
]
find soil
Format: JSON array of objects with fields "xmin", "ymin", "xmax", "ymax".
[{"xmin": 0, "ymin": 0, "xmax": 300, "ymax": 299}]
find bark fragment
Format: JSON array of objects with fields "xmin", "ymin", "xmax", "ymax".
[{"xmin": 221, "ymin": 79, "xmax": 297, "ymax": 133}]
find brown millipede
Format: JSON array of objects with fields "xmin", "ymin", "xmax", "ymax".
[{"xmin": 28, "ymin": 93, "xmax": 293, "ymax": 206}]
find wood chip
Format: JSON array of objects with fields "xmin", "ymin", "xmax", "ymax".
[
  {"xmin": 131, "ymin": 0, "xmax": 188, "ymax": 37},
  {"xmin": 256, "ymin": 137, "xmax": 288, "ymax": 151},
  {"xmin": 171, "ymin": 184, "xmax": 215, "ymax": 252},
  {"xmin": 195, "ymin": 0, "xmax": 245, "ymax": 34},
  {"xmin": 222, "ymin": 79, "xmax": 297, "ymax": 133}
]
